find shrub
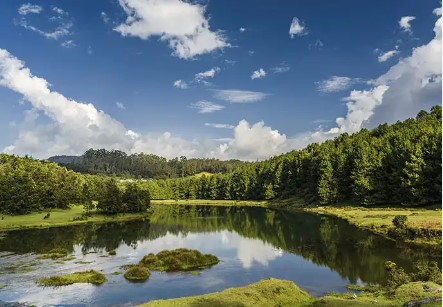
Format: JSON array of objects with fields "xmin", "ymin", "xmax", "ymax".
[
  {"xmin": 124, "ymin": 266, "xmax": 150, "ymax": 282},
  {"xmin": 411, "ymin": 261, "xmax": 442, "ymax": 284},
  {"xmin": 385, "ymin": 261, "xmax": 411, "ymax": 289},
  {"xmin": 392, "ymin": 215, "xmax": 408, "ymax": 229}
]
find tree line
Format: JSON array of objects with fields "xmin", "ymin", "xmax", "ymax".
[
  {"xmin": 49, "ymin": 150, "xmax": 247, "ymax": 179},
  {"xmin": 143, "ymin": 106, "xmax": 442, "ymax": 206},
  {"xmin": 0, "ymin": 106, "xmax": 441, "ymax": 215}
]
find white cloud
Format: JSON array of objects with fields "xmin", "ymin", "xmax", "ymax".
[
  {"xmin": 248, "ymin": 50, "xmax": 255, "ymax": 55},
  {"xmin": 173, "ymin": 79, "xmax": 188, "ymax": 89},
  {"xmin": 240, "ymin": 27, "xmax": 246, "ymax": 32},
  {"xmin": 87, "ymin": 46, "xmax": 93, "ymax": 55},
  {"xmin": 289, "ymin": 17, "xmax": 307, "ymax": 38},
  {"xmin": 0, "ymin": 48, "xmax": 197, "ymax": 159},
  {"xmin": 18, "ymin": 18, "xmax": 72, "ymax": 40},
  {"xmin": 195, "ymin": 67, "xmax": 220, "ymax": 82},
  {"xmin": 116, "ymin": 101, "xmax": 126, "ymax": 110},
  {"xmin": 316, "ymin": 76, "xmax": 354, "ymax": 93},
  {"xmin": 114, "ymin": 0, "xmax": 229, "ymax": 59},
  {"xmin": 61, "ymin": 40, "xmax": 76, "ymax": 48},
  {"xmin": 190, "ymin": 101, "xmax": 224, "ymax": 113},
  {"xmin": 251, "ymin": 68, "xmax": 266, "ymax": 80},
  {"xmin": 213, "ymin": 89, "xmax": 268, "ymax": 103},
  {"xmin": 434, "ymin": 7, "xmax": 442, "ymax": 16},
  {"xmin": 52, "ymin": 6, "xmax": 66, "ymax": 15},
  {"xmin": 378, "ymin": 49, "xmax": 399, "ymax": 62},
  {"xmin": 100, "ymin": 12, "xmax": 110, "ymax": 24},
  {"xmin": 309, "ymin": 39, "xmax": 324, "ymax": 49},
  {"xmin": 214, "ymin": 120, "xmax": 288, "ymax": 160},
  {"xmin": 18, "ymin": 3, "xmax": 42, "ymax": 15},
  {"xmin": 205, "ymin": 123, "xmax": 234, "ymax": 129},
  {"xmin": 399, "ymin": 16, "xmax": 416, "ymax": 33},
  {"xmin": 271, "ymin": 62, "xmax": 290, "ymax": 74}
]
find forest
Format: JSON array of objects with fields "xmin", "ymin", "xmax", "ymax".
[
  {"xmin": 0, "ymin": 106, "xmax": 441, "ymax": 215},
  {"xmin": 49, "ymin": 150, "xmax": 247, "ymax": 179}
]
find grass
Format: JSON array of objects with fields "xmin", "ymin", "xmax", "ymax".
[
  {"xmin": 151, "ymin": 199, "xmax": 269, "ymax": 207},
  {"xmin": 36, "ymin": 248, "xmax": 70, "ymax": 260},
  {"xmin": 124, "ymin": 265, "xmax": 150, "ymax": 282},
  {"xmin": 305, "ymin": 205, "xmax": 442, "ymax": 247},
  {"xmin": 37, "ymin": 269, "xmax": 107, "ymax": 286},
  {"xmin": 192, "ymin": 172, "xmax": 214, "ymax": 178},
  {"xmin": 138, "ymin": 278, "xmax": 442, "ymax": 307},
  {"xmin": 74, "ymin": 261, "xmax": 95, "ymax": 264},
  {"xmin": 139, "ymin": 278, "xmax": 313, "ymax": 307},
  {"xmin": 0, "ymin": 204, "xmax": 150, "ymax": 231},
  {"xmin": 138, "ymin": 248, "xmax": 219, "ymax": 272}
]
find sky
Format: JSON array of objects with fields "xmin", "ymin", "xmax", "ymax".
[{"xmin": 0, "ymin": 0, "xmax": 441, "ymax": 160}]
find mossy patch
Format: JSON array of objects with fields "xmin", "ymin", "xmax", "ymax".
[
  {"xmin": 108, "ymin": 250, "xmax": 117, "ymax": 255},
  {"xmin": 37, "ymin": 269, "xmax": 107, "ymax": 286},
  {"xmin": 111, "ymin": 271, "xmax": 121, "ymax": 275},
  {"xmin": 124, "ymin": 266, "xmax": 150, "ymax": 282},
  {"xmin": 37, "ymin": 248, "xmax": 70, "ymax": 259},
  {"xmin": 74, "ymin": 261, "xmax": 95, "ymax": 264},
  {"xmin": 139, "ymin": 248, "xmax": 219, "ymax": 272},
  {"xmin": 138, "ymin": 278, "xmax": 313, "ymax": 307}
]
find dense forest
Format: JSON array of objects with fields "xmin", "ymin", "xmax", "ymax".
[
  {"xmin": 0, "ymin": 106, "xmax": 441, "ymax": 215},
  {"xmin": 49, "ymin": 150, "xmax": 247, "ymax": 179},
  {"xmin": 141, "ymin": 106, "xmax": 442, "ymax": 206}
]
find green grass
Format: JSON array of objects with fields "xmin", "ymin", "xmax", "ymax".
[
  {"xmin": 37, "ymin": 270, "xmax": 107, "ymax": 286},
  {"xmin": 138, "ymin": 278, "xmax": 313, "ymax": 307},
  {"xmin": 36, "ymin": 248, "xmax": 70, "ymax": 260},
  {"xmin": 137, "ymin": 279, "xmax": 442, "ymax": 307},
  {"xmin": 74, "ymin": 261, "xmax": 95, "ymax": 264},
  {"xmin": 151, "ymin": 199, "xmax": 269, "ymax": 207},
  {"xmin": 124, "ymin": 266, "xmax": 150, "ymax": 282},
  {"xmin": 0, "ymin": 204, "xmax": 150, "ymax": 231},
  {"xmin": 305, "ymin": 205, "xmax": 442, "ymax": 247},
  {"xmin": 138, "ymin": 248, "xmax": 219, "ymax": 272}
]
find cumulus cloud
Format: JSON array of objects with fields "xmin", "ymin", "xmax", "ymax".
[
  {"xmin": 289, "ymin": 17, "xmax": 308, "ymax": 38},
  {"xmin": 213, "ymin": 89, "xmax": 268, "ymax": 103},
  {"xmin": 190, "ymin": 101, "xmax": 224, "ymax": 113},
  {"xmin": 434, "ymin": 7, "xmax": 442, "ymax": 16},
  {"xmin": 195, "ymin": 67, "xmax": 220, "ymax": 83},
  {"xmin": 214, "ymin": 120, "xmax": 288, "ymax": 160},
  {"xmin": 173, "ymin": 79, "xmax": 188, "ymax": 89},
  {"xmin": 0, "ymin": 48, "xmax": 197, "ymax": 159},
  {"xmin": 61, "ymin": 40, "xmax": 76, "ymax": 48},
  {"xmin": 205, "ymin": 123, "xmax": 234, "ymax": 129},
  {"xmin": 240, "ymin": 27, "xmax": 246, "ymax": 32},
  {"xmin": 377, "ymin": 48, "xmax": 399, "ymax": 62},
  {"xmin": 18, "ymin": 3, "xmax": 42, "ymax": 15},
  {"xmin": 251, "ymin": 68, "xmax": 266, "ymax": 80},
  {"xmin": 114, "ymin": 0, "xmax": 229, "ymax": 59},
  {"xmin": 399, "ymin": 16, "xmax": 416, "ymax": 33}
]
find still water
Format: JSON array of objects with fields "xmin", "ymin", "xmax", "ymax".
[{"xmin": 0, "ymin": 205, "xmax": 437, "ymax": 306}]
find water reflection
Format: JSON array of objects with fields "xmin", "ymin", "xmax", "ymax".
[{"xmin": 0, "ymin": 205, "xmax": 439, "ymax": 306}]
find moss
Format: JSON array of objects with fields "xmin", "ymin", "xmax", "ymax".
[
  {"xmin": 124, "ymin": 266, "xmax": 150, "ymax": 282},
  {"xmin": 37, "ymin": 269, "xmax": 107, "ymax": 286},
  {"xmin": 139, "ymin": 248, "xmax": 219, "ymax": 272},
  {"xmin": 111, "ymin": 271, "xmax": 121, "ymax": 275},
  {"xmin": 37, "ymin": 248, "xmax": 70, "ymax": 259},
  {"xmin": 138, "ymin": 278, "xmax": 313, "ymax": 307},
  {"xmin": 108, "ymin": 250, "xmax": 117, "ymax": 255},
  {"xmin": 17, "ymin": 267, "xmax": 35, "ymax": 273}
]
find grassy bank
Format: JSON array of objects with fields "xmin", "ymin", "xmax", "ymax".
[
  {"xmin": 0, "ymin": 205, "xmax": 149, "ymax": 231},
  {"xmin": 138, "ymin": 278, "xmax": 442, "ymax": 307},
  {"xmin": 151, "ymin": 199, "xmax": 269, "ymax": 207},
  {"xmin": 305, "ymin": 205, "xmax": 442, "ymax": 248}
]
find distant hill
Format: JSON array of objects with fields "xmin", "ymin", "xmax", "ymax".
[
  {"xmin": 47, "ymin": 155, "xmax": 83, "ymax": 164},
  {"xmin": 47, "ymin": 149, "xmax": 247, "ymax": 179}
]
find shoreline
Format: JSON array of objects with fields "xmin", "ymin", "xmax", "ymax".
[{"xmin": 0, "ymin": 200, "xmax": 440, "ymax": 251}]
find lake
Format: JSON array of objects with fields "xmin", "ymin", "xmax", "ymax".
[{"xmin": 0, "ymin": 205, "xmax": 438, "ymax": 306}]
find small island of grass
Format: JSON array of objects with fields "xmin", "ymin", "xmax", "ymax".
[
  {"xmin": 37, "ymin": 247, "xmax": 70, "ymax": 259},
  {"xmin": 139, "ymin": 248, "xmax": 219, "ymax": 272},
  {"xmin": 124, "ymin": 266, "xmax": 151, "ymax": 282},
  {"xmin": 37, "ymin": 269, "xmax": 107, "ymax": 286}
]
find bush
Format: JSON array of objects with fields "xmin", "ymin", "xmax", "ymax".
[
  {"xmin": 411, "ymin": 261, "xmax": 442, "ymax": 284},
  {"xmin": 385, "ymin": 261, "xmax": 411, "ymax": 289},
  {"xmin": 124, "ymin": 266, "xmax": 150, "ymax": 282},
  {"xmin": 392, "ymin": 215, "xmax": 408, "ymax": 229}
]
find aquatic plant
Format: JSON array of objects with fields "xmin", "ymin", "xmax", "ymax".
[
  {"xmin": 38, "ymin": 270, "xmax": 107, "ymax": 286},
  {"xmin": 124, "ymin": 266, "xmax": 150, "ymax": 282},
  {"xmin": 37, "ymin": 247, "xmax": 70, "ymax": 259}
]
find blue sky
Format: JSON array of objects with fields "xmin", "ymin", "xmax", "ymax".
[{"xmin": 0, "ymin": 0, "xmax": 441, "ymax": 160}]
